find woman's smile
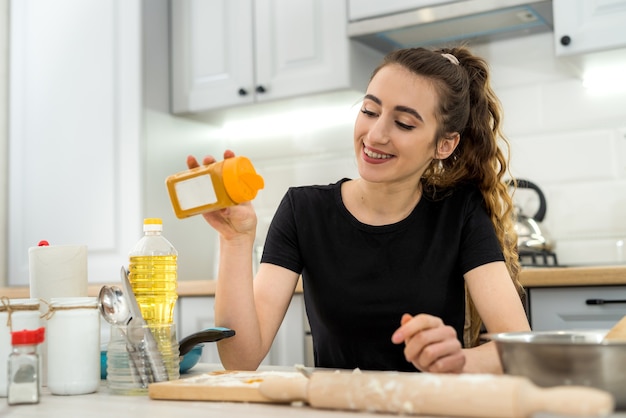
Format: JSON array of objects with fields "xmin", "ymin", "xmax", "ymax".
[{"xmin": 363, "ymin": 145, "xmax": 394, "ymax": 162}]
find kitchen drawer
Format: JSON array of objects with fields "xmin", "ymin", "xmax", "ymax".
[{"xmin": 528, "ymin": 286, "xmax": 626, "ymax": 331}]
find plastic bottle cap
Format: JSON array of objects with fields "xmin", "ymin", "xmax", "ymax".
[
  {"xmin": 222, "ymin": 157, "xmax": 265, "ymax": 203},
  {"xmin": 12, "ymin": 327, "xmax": 46, "ymax": 345},
  {"xmin": 143, "ymin": 218, "xmax": 163, "ymax": 232}
]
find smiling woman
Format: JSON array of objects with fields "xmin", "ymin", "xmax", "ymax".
[{"xmin": 182, "ymin": 45, "xmax": 530, "ymax": 376}]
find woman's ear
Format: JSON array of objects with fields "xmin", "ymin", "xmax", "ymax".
[{"xmin": 436, "ymin": 133, "xmax": 460, "ymax": 159}]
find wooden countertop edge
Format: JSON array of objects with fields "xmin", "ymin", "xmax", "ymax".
[
  {"xmin": 0, "ymin": 278, "xmax": 304, "ymax": 299},
  {"xmin": 2, "ymin": 267, "xmax": 625, "ymax": 298},
  {"xmin": 519, "ymin": 265, "xmax": 626, "ymax": 287}
]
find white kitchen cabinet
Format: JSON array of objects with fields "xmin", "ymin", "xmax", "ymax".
[
  {"xmin": 8, "ymin": 0, "xmax": 142, "ymax": 284},
  {"xmin": 528, "ymin": 286, "xmax": 626, "ymax": 331},
  {"xmin": 170, "ymin": 0, "xmax": 382, "ymax": 113},
  {"xmin": 553, "ymin": 0, "xmax": 626, "ymax": 56},
  {"xmin": 177, "ymin": 294, "xmax": 306, "ymax": 366}
]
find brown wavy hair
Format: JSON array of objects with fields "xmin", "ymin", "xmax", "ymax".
[{"xmin": 372, "ymin": 46, "xmax": 523, "ymax": 347}]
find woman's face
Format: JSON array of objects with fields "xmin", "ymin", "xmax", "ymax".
[{"xmin": 354, "ymin": 64, "xmax": 448, "ymax": 187}]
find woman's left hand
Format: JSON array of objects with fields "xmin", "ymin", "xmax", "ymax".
[{"xmin": 391, "ymin": 313, "xmax": 465, "ymax": 373}]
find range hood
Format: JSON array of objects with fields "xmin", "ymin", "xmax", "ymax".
[{"xmin": 348, "ymin": 0, "xmax": 554, "ymax": 53}]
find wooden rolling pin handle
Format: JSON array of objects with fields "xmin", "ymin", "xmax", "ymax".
[{"xmin": 523, "ymin": 384, "xmax": 615, "ymax": 417}]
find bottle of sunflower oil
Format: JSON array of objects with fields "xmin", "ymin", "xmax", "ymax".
[{"xmin": 128, "ymin": 218, "xmax": 178, "ymax": 325}]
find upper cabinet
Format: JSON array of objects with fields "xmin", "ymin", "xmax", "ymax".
[
  {"xmin": 553, "ymin": 0, "xmax": 626, "ymax": 56},
  {"xmin": 170, "ymin": 0, "xmax": 382, "ymax": 114}
]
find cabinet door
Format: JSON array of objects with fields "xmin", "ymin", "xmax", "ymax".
[
  {"xmin": 8, "ymin": 0, "xmax": 141, "ymax": 284},
  {"xmin": 554, "ymin": 0, "xmax": 626, "ymax": 56},
  {"xmin": 171, "ymin": 0, "xmax": 255, "ymax": 113},
  {"xmin": 528, "ymin": 286, "xmax": 626, "ymax": 331},
  {"xmin": 254, "ymin": 0, "xmax": 352, "ymax": 102}
]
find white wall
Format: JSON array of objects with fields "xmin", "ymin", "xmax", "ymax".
[
  {"xmin": 147, "ymin": 5, "xmax": 626, "ymax": 280},
  {"xmin": 0, "ymin": 0, "xmax": 8, "ymax": 286},
  {"xmin": 471, "ymin": 35, "xmax": 626, "ymax": 266}
]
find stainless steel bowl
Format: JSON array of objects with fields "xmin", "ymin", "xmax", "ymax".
[{"xmin": 488, "ymin": 330, "xmax": 626, "ymax": 409}]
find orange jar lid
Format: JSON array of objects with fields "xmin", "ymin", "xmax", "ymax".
[{"xmin": 222, "ymin": 156, "xmax": 264, "ymax": 203}]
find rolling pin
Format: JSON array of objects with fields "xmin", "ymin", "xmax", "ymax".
[{"xmin": 259, "ymin": 370, "xmax": 614, "ymax": 417}]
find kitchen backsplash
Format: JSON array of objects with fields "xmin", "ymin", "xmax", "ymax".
[{"xmin": 145, "ymin": 29, "xmax": 626, "ymax": 279}]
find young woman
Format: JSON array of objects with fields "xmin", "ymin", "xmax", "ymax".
[{"xmin": 187, "ymin": 46, "xmax": 531, "ymax": 374}]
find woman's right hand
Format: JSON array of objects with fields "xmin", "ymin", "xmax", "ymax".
[{"xmin": 186, "ymin": 150, "xmax": 258, "ymax": 242}]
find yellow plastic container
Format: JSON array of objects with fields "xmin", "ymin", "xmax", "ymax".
[{"xmin": 166, "ymin": 156, "xmax": 264, "ymax": 219}]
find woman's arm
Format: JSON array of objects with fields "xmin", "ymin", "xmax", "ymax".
[
  {"xmin": 187, "ymin": 151, "xmax": 299, "ymax": 370},
  {"xmin": 462, "ymin": 261, "xmax": 531, "ymax": 373},
  {"xmin": 392, "ymin": 261, "xmax": 530, "ymax": 374},
  {"xmin": 215, "ymin": 258, "xmax": 299, "ymax": 370}
]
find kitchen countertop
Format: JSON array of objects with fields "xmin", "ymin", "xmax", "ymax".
[
  {"xmin": 519, "ymin": 265, "xmax": 626, "ymax": 288},
  {"xmin": 1, "ymin": 265, "xmax": 625, "ymax": 299},
  {"xmin": 1, "ymin": 364, "xmax": 624, "ymax": 418}
]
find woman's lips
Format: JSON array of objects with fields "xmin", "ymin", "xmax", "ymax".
[{"xmin": 363, "ymin": 145, "xmax": 393, "ymax": 164}]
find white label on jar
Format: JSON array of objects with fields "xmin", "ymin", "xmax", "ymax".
[{"xmin": 175, "ymin": 174, "xmax": 218, "ymax": 210}]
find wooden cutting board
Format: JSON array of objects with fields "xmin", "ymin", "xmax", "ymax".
[{"xmin": 148, "ymin": 370, "xmax": 306, "ymax": 403}]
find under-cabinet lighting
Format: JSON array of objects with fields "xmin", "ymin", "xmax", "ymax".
[
  {"xmin": 219, "ymin": 103, "xmax": 360, "ymax": 140},
  {"xmin": 582, "ymin": 65, "xmax": 626, "ymax": 96}
]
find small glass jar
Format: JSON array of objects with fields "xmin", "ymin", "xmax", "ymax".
[
  {"xmin": 45, "ymin": 297, "xmax": 100, "ymax": 395},
  {"xmin": 106, "ymin": 323, "xmax": 179, "ymax": 395},
  {"xmin": 0, "ymin": 298, "xmax": 41, "ymax": 397},
  {"xmin": 7, "ymin": 327, "xmax": 45, "ymax": 405}
]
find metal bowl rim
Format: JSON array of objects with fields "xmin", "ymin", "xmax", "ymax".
[{"xmin": 486, "ymin": 329, "xmax": 626, "ymax": 346}]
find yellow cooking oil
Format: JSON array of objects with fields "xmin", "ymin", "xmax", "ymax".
[
  {"xmin": 128, "ymin": 218, "xmax": 178, "ymax": 325},
  {"xmin": 128, "ymin": 254, "xmax": 178, "ymax": 324}
]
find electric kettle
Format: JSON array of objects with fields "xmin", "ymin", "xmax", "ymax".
[{"xmin": 512, "ymin": 179, "xmax": 554, "ymax": 253}]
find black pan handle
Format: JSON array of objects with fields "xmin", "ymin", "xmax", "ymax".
[{"xmin": 586, "ymin": 299, "xmax": 626, "ymax": 305}]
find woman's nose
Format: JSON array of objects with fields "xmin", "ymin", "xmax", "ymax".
[{"xmin": 368, "ymin": 118, "xmax": 391, "ymax": 144}]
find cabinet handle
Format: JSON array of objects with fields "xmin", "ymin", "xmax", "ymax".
[
  {"xmin": 560, "ymin": 35, "xmax": 571, "ymax": 46},
  {"xmin": 255, "ymin": 85, "xmax": 266, "ymax": 94},
  {"xmin": 238, "ymin": 88, "xmax": 248, "ymax": 96},
  {"xmin": 586, "ymin": 298, "xmax": 626, "ymax": 305}
]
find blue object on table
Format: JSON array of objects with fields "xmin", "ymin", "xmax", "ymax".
[{"xmin": 179, "ymin": 344, "xmax": 204, "ymax": 374}]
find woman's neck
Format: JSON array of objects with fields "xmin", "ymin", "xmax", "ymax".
[{"xmin": 342, "ymin": 178, "xmax": 423, "ymax": 226}]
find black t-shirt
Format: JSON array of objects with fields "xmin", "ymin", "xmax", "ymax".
[{"xmin": 261, "ymin": 178, "xmax": 504, "ymax": 371}]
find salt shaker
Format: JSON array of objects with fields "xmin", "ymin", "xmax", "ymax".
[
  {"xmin": 45, "ymin": 297, "xmax": 100, "ymax": 395},
  {"xmin": 7, "ymin": 327, "xmax": 45, "ymax": 405},
  {"xmin": 0, "ymin": 298, "xmax": 42, "ymax": 397}
]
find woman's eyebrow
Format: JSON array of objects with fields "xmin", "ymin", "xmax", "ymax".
[
  {"xmin": 363, "ymin": 94, "xmax": 381, "ymax": 105},
  {"xmin": 395, "ymin": 105, "xmax": 423, "ymax": 122},
  {"xmin": 363, "ymin": 94, "xmax": 423, "ymax": 122}
]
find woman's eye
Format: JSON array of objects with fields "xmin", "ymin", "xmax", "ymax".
[
  {"xmin": 396, "ymin": 121, "xmax": 415, "ymax": 130},
  {"xmin": 360, "ymin": 108, "xmax": 376, "ymax": 117}
]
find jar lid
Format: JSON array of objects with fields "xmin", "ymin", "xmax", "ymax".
[
  {"xmin": 222, "ymin": 156, "xmax": 264, "ymax": 204},
  {"xmin": 12, "ymin": 327, "xmax": 45, "ymax": 345}
]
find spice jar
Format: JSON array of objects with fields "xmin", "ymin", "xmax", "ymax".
[
  {"xmin": 166, "ymin": 156, "xmax": 264, "ymax": 218},
  {"xmin": 7, "ymin": 327, "xmax": 45, "ymax": 405},
  {"xmin": 44, "ymin": 297, "xmax": 100, "ymax": 395},
  {"xmin": 0, "ymin": 298, "xmax": 41, "ymax": 397}
]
